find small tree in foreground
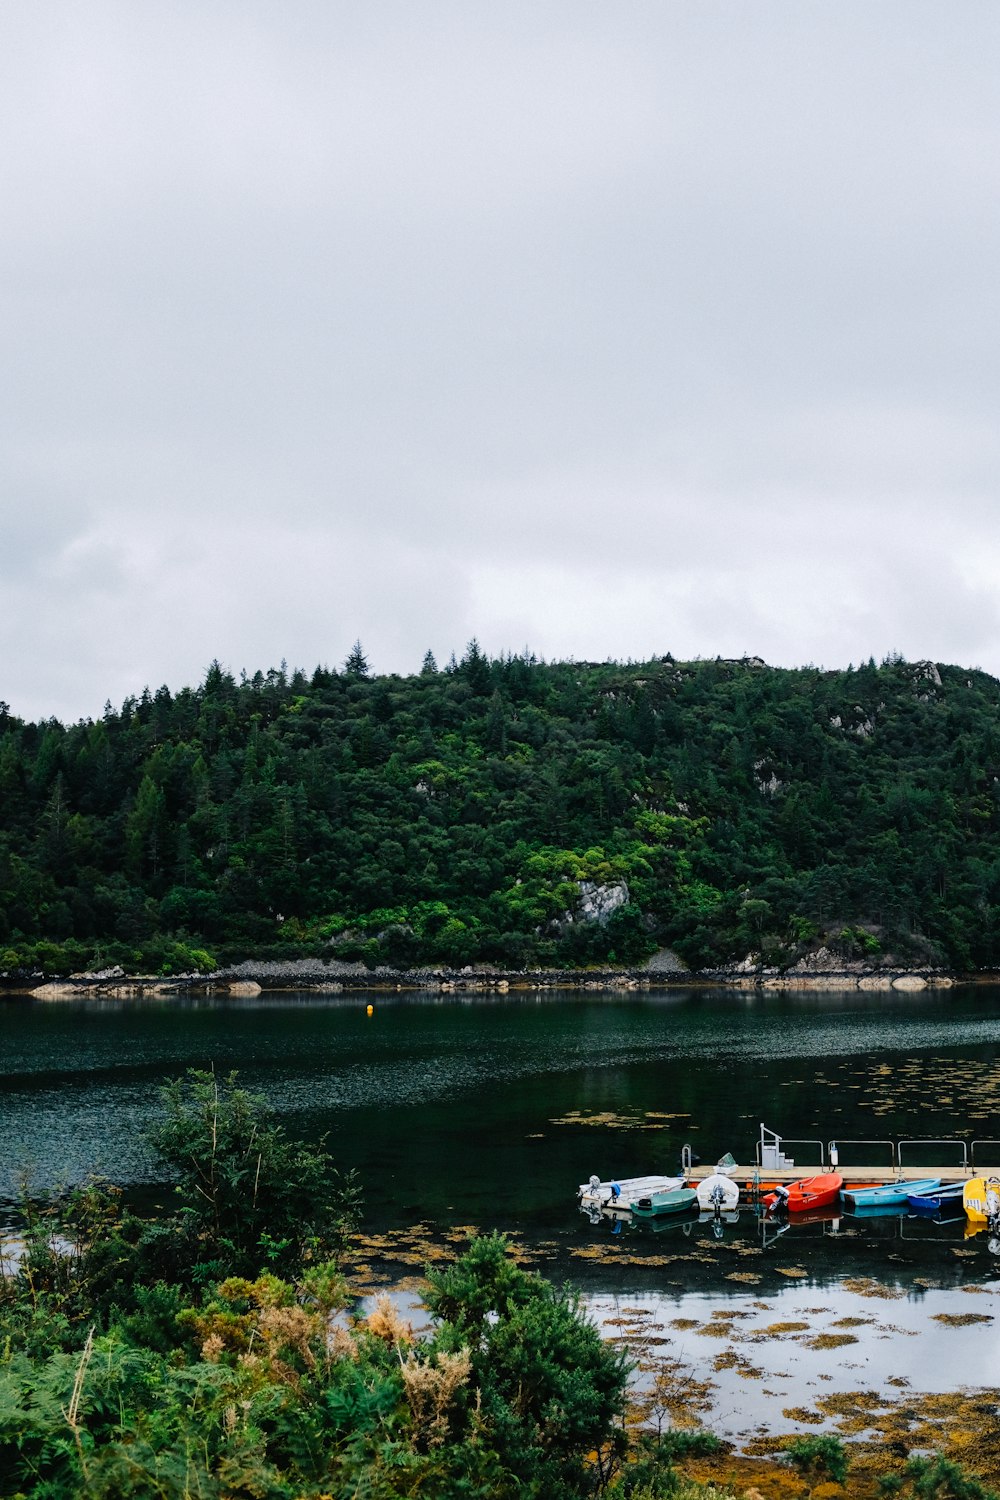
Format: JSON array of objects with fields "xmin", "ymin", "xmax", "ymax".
[
  {"xmin": 149, "ymin": 1068, "xmax": 361, "ymax": 1280},
  {"xmin": 880, "ymin": 1455, "xmax": 1000, "ymax": 1500},
  {"xmin": 786, "ymin": 1432, "xmax": 850, "ymax": 1488},
  {"xmin": 425, "ymin": 1231, "xmax": 631, "ymax": 1498}
]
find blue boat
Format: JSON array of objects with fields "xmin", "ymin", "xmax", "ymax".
[
  {"xmin": 907, "ymin": 1183, "xmax": 966, "ymax": 1217},
  {"xmin": 841, "ymin": 1177, "xmax": 941, "ymax": 1211}
]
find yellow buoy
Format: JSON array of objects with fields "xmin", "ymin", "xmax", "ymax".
[{"xmin": 366, "ymin": 1003, "xmax": 374, "ymax": 1016}]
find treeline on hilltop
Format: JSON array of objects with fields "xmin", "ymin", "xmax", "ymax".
[{"xmin": 3, "ymin": 643, "xmax": 1000, "ymax": 976}]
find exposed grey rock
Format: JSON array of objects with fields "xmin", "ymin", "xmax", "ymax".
[
  {"xmin": 641, "ymin": 948, "xmax": 689, "ymax": 974},
  {"xmin": 216, "ymin": 957, "xmax": 369, "ymax": 979},
  {"xmin": 752, "ymin": 759, "xmax": 783, "ymax": 796},
  {"xmin": 911, "ymin": 660, "xmax": 942, "ymax": 687},
  {"xmin": 785, "ymin": 945, "xmax": 886, "ymax": 975},
  {"xmin": 574, "ymin": 880, "xmax": 629, "ymax": 926}
]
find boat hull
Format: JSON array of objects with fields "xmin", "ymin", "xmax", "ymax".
[
  {"xmin": 763, "ymin": 1172, "xmax": 843, "ymax": 1214},
  {"xmin": 696, "ymin": 1173, "xmax": 740, "ymax": 1211},
  {"xmin": 631, "ymin": 1187, "xmax": 699, "ymax": 1220},
  {"xmin": 964, "ymin": 1177, "xmax": 1000, "ymax": 1224},
  {"xmin": 842, "ymin": 1177, "xmax": 941, "ymax": 1211},
  {"xmin": 907, "ymin": 1184, "xmax": 966, "ymax": 1217},
  {"xmin": 578, "ymin": 1174, "xmax": 686, "ymax": 1211}
]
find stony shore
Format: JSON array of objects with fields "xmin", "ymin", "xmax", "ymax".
[{"xmin": 0, "ymin": 950, "xmax": 974, "ymax": 1001}]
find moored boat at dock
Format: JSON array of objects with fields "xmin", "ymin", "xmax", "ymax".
[
  {"xmin": 578, "ymin": 1173, "xmax": 686, "ymax": 1211},
  {"xmin": 696, "ymin": 1172, "xmax": 740, "ymax": 1211},
  {"xmin": 631, "ymin": 1186, "xmax": 699, "ymax": 1220},
  {"xmin": 963, "ymin": 1177, "xmax": 1000, "ymax": 1225},
  {"xmin": 842, "ymin": 1178, "xmax": 942, "ymax": 1211},
  {"xmin": 906, "ymin": 1183, "xmax": 966, "ymax": 1217},
  {"xmin": 763, "ymin": 1172, "xmax": 843, "ymax": 1214}
]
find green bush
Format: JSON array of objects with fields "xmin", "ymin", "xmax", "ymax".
[
  {"xmin": 148, "ymin": 1068, "xmax": 361, "ymax": 1280},
  {"xmin": 786, "ymin": 1432, "xmax": 850, "ymax": 1486},
  {"xmin": 879, "ymin": 1455, "xmax": 1000, "ymax": 1500}
]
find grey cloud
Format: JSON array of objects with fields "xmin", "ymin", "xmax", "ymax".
[
  {"xmin": 2, "ymin": 1, "xmax": 1000, "ymax": 720},
  {"xmin": 1, "ymin": 498, "xmax": 86, "ymax": 579}
]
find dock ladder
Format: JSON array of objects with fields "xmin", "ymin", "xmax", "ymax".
[{"xmin": 759, "ymin": 1124, "xmax": 796, "ymax": 1171}]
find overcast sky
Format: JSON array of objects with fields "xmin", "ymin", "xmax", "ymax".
[{"xmin": 3, "ymin": 2, "xmax": 1000, "ymax": 723}]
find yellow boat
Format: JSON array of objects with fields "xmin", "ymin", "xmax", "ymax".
[{"xmin": 963, "ymin": 1176, "xmax": 1000, "ymax": 1224}]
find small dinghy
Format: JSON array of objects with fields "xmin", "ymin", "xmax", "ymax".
[
  {"xmin": 763, "ymin": 1172, "xmax": 843, "ymax": 1215},
  {"xmin": 578, "ymin": 1173, "xmax": 686, "ymax": 1211},
  {"xmin": 964, "ymin": 1177, "xmax": 1000, "ymax": 1225},
  {"xmin": 631, "ymin": 1187, "xmax": 699, "ymax": 1220},
  {"xmin": 907, "ymin": 1183, "xmax": 966, "ymax": 1217},
  {"xmin": 842, "ymin": 1178, "xmax": 941, "ymax": 1211},
  {"xmin": 696, "ymin": 1173, "xmax": 740, "ymax": 1212}
]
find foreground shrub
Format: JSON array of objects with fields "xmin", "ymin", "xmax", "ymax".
[{"xmin": 785, "ymin": 1432, "xmax": 850, "ymax": 1487}]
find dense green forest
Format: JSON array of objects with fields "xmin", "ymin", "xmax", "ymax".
[{"xmin": 3, "ymin": 645, "xmax": 1000, "ymax": 975}]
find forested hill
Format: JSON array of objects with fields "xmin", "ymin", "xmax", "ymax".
[{"xmin": 2, "ymin": 647, "xmax": 1000, "ymax": 976}]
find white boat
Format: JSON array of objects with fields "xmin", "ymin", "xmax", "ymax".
[
  {"xmin": 695, "ymin": 1172, "xmax": 741, "ymax": 1211},
  {"xmin": 578, "ymin": 1173, "xmax": 686, "ymax": 1211}
]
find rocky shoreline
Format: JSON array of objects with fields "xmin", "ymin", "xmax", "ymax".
[{"xmin": 1, "ymin": 948, "xmax": 976, "ymax": 1001}]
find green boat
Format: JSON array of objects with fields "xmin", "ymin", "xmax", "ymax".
[{"xmin": 630, "ymin": 1187, "xmax": 699, "ymax": 1220}]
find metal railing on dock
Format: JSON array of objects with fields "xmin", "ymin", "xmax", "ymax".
[
  {"xmin": 899, "ymin": 1138, "xmax": 968, "ymax": 1171},
  {"xmin": 682, "ymin": 1124, "xmax": 987, "ymax": 1185},
  {"xmin": 828, "ymin": 1138, "xmax": 894, "ymax": 1171},
  {"xmin": 972, "ymin": 1139, "xmax": 1000, "ymax": 1172}
]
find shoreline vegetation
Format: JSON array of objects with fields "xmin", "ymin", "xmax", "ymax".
[{"xmin": 5, "ymin": 648, "xmax": 1000, "ymax": 986}]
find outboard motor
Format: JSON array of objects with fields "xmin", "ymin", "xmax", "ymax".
[
  {"xmin": 709, "ymin": 1182, "xmax": 726, "ymax": 1220},
  {"xmin": 986, "ymin": 1182, "xmax": 1000, "ymax": 1237},
  {"xmin": 767, "ymin": 1183, "xmax": 791, "ymax": 1218}
]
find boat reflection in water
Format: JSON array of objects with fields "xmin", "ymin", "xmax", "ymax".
[
  {"xmin": 580, "ymin": 1201, "xmax": 741, "ymax": 1242},
  {"xmin": 580, "ymin": 1196, "xmax": 998, "ymax": 1255},
  {"xmin": 640, "ymin": 1208, "xmax": 741, "ymax": 1240}
]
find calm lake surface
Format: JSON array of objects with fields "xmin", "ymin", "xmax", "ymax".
[
  {"xmin": 2, "ymin": 984, "xmax": 999, "ymax": 1245},
  {"xmin": 3, "ymin": 985, "xmax": 1000, "ymax": 1445}
]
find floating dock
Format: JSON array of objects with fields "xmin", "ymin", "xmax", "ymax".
[
  {"xmin": 683, "ymin": 1124, "xmax": 1000, "ymax": 1188},
  {"xmin": 686, "ymin": 1162, "xmax": 983, "ymax": 1184}
]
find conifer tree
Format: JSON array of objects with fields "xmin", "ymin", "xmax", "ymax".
[{"xmin": 344, "ymin": 640, "xmax": 370, "ymax": 679}]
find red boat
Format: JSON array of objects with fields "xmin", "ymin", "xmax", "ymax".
[{"xmin": 763, "ymin": 1172, "xmax": 844, "ymax": 1214}]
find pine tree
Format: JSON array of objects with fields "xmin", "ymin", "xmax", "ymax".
[{"xmin": 344, "ymin": 640, "xmax": 370, "ymax": 679}]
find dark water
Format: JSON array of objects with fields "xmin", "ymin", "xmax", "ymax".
[{"xmin": 2, "ymin": 985, "xmax": 999, "ymax": 1236}]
